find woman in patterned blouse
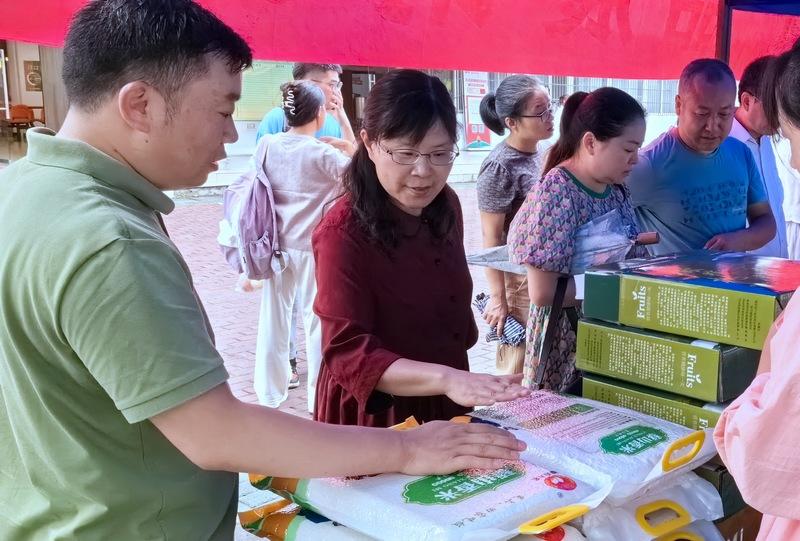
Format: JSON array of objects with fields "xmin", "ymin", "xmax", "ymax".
[{"xmin": 507, "ymin": 88, "xmax": 648, "ymax": 391}]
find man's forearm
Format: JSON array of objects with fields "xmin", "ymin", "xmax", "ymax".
[
  {"xmin": 743, "ymin": 212, "xmax": 777, "ymax": 250},
  {"xmin": 152, "ymin": 384, "xmax": 406, "ymax": 478}
]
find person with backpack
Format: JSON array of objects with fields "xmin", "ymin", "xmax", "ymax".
[
  {"xmin": 312, "ymin": 70, "xmax": 530, "ymax": 428},
  {"xmin": 253, "ymin": 80, "xmax": 352, "ymax": 413}
]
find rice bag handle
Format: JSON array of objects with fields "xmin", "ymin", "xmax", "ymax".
[
  {"xmin": 634, "ymin": 499, "xmax": 692, "ymax": 537},
  {"xmin": 661, "ymin": 431, "xmax": 706, "ymax": 472},
  {"xmin": 657, "ymin": 532, "xmax": 703, "ymax": 541},
  {"xmin": 635, "ymin": 231, "xmax": 660, "ymax": 246},
  {"xmin": 534, "ymin": 275, "xmax": 577, "ymax": 389},
  {"xmin": 517, "ymin": 504, "xmax": 591, "ymax": 535}
]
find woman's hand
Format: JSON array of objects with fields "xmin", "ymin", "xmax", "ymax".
[
  {"xmin": 443, "ymin": 370, "xmax": 529, "ymax": 407},
  {"xmin": 482, "ymin": 295, "xmax": 509, "ymax": 336}
]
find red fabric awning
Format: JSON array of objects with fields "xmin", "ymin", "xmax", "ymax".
[{"xmin": 2, "ymin": 0, "xmax": 799, "ymax": 79}]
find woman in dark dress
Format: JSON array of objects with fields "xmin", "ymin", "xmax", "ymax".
[{"xmin": 312, "ymin": 69, "xmax": 529, "ymax": 427}]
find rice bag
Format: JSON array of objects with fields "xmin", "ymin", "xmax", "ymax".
[
  {"xmin": 468, "ymin": 392, "xmax": 717, "ymax": 502},
  {"xmin": 239, "ymin": 498, "xmax": 374, "ymax": 540},
  {"xmin": 249, "ymin": 462, "xmax": 610, "ymax": 541},
  {"xmin": 654, "ymin": 520, "xmax": 724, "ymax": 541},
  {"xmin": 579, "ymin": 472, "xmax": 723, "ymax": 540},
  {"xmin": 511, "ymin": 524, "xmax": 587, "ymax": 540}
]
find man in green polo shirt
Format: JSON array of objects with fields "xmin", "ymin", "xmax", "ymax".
[{"xmin": 0, "ymin": 1, "xmax": 526, "ymax": 539}]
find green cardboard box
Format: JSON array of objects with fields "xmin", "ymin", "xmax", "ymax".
[
  {"xmin": 696, "ymin": 456, "xmax": 747, "ymax": 519},
  {"xmin": 582, "ymin": 375, "xmax": 723, "ymax": 430},
  {"xmin": 576, "ymin": 319, "xmax": 759, "ymax": 402},
  {"xmin": 583, "ymin": 251, "xmax": 798, "ymax": 350}
]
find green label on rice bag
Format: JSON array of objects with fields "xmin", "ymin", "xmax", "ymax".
[
  {"xmin": 402, "ymin": 465, "xmax": 523, "ymax": 505},
  {"xmin": 599, "ymin": 425, "xmax": 668, "ymax": 455}
]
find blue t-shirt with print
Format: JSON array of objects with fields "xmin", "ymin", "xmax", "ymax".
[
  {"xmin": 255, "ymin": 107, "xmax": 343, "ymax": 142},
  {"xmin": 627, "ymin": 128, "xmax": 767, "ymax": 256}
]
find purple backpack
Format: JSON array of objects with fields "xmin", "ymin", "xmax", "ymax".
[{"xmin": 218, "ymin": 139, "xmax": 284, "ymax": 280}]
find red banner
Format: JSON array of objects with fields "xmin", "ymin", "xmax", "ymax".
[{"xmin": 2, "ymin": 0, "xmax": 799, "ymax": 79}]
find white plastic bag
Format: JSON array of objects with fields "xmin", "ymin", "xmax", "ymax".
[
  {"xmin": 469, "ymin": 392, "xmax": 717, "ymax": 503},
  {"xmin": 250, "ymin": 462, "xmax": 611, "ymax": 541},
  {"xmin": 654, "ymin": 520, "xmax": 724, "ymax": 541},
  {"xmin": 466, "ymin": 210, "xmax": 635, "ymax": 276},
  {"xmin": 579, "ymin": 473, "xmax": 723, "ymax": 540}
]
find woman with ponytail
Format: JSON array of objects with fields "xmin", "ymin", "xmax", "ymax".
[
  {"xmin": 507, "ymin": 87, "xmax": 647, "ymax": 391},
  {"xmin": 476, "ymin": 75, "xmax": 554, "ymax": 376},
  {"xmin": 254, "ymin": 80, "xmax": 352, "ymax": 413},
  {"xmin": 312, "ymin": 69, "xmax": 529, "ymax": 427}
]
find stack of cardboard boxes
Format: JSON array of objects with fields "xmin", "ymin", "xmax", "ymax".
[{"xmin": 576, "ymin": 251, "xmax": 800, "ymax": 540}]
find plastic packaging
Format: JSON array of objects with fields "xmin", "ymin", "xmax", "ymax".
[
  {"xmin": 469, "ymin": 392, "xmax": 717, "ymax": 503},
  {"xmin": 249, "ymin": 462, "xmax": 610, "ymax": 541},
  {"xmin": 654, "ymin": 520, "xmax": 725, "ymax": 541},
  {"xmin": 579, "ymin": 473, "xmax": 723, "ymax": 540}
]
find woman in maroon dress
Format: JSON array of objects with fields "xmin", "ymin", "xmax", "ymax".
[{"xmin": 312, "ymin": 70, "xmax": 529, "ymax": 427}]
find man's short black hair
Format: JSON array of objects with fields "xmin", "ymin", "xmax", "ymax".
[
  {"xmin": 292, "ymin": 63, "xmax": 343, "ymax": 80},
  {"xmin": 739, "ymin": 56, "xmax": 776, "ymax": 101},
  {"xmin": 63, "ymin": 0, "xmax": 252, "ymax": 111},
  {"xmin": 678, "ymin": 58, "xmax": 736, "ymax": 95}
]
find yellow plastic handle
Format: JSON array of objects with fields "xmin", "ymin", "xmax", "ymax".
[
  {"xmin": 518, "ymin": 504, "xmax": 590, "ymax": 534},
  {"xmin": 450, "ymin": 415, "xmax": 472, "ymax": 424},
  {"xmin": 662, "ymin": 431, "xmax": 706, "ymax": 472},
  {"xmin": 656, "ymin": 531, "xmax": 702, "ymax": 541},
  {"xmin": 635, "ymin": 499, "xmax": 691, "ymax": 537}
]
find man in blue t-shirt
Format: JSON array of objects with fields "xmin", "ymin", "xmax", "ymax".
[
  {"xmin": 256, "ymin": 63, "xmax": 355, "ymax": 154},
  {"xmin": 628, "ymin": 59, "xmax": 776, "ymax": 256}
]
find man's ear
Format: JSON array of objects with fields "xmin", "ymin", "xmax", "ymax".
[{"xmin": 117, "ymin": 81, "xmax": 162, "ymax": 134}]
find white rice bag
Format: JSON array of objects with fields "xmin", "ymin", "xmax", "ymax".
[
  {"xmin": 250, "ymin": 462, "xmax": 610, "ymax": 541},
  {"xmin": 469, "ymin": 392, "xmax": 717, "ymax": 502},
  {"xmin": 511, "ymin": 524, "xmax": 587, "ymax": 540},
  {"xmin": 579, "ymin": 472, "xmax": 723, "ymax": 540},
  {"xmin": 654, "ymin": 520, "xmax": 724, "ymax": 541}
]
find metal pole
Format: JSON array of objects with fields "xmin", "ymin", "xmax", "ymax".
[{"xmin": 716, "ymin": 0, "xmax": 733, "ymax": 62}]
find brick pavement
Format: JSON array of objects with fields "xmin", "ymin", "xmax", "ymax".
[{"xmin": 163, "ymin": 182, "xmax": 502, "ymax": 540}]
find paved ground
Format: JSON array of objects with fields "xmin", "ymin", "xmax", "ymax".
[{"xmin": 163, "ymin": 182, "xmax": 500, "ymax": 539}]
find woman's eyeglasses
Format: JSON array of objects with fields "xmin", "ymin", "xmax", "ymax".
[{"xmin": 379, "ymin": 144, "xmax": 460, "ymax": 166}]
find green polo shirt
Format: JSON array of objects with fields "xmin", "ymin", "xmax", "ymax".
[{"xmin": 0, "ymin": 128, "xmax": 236, "ymax": 540}]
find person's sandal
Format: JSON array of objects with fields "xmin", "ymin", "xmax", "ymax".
[{"xmin": 288, "ymin": 366, "xmax": 300, "ymax": 389}]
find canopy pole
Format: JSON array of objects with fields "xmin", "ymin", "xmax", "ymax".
[{"xmin": 716, "ymin": 0, "xmax": 733, "ymax": 62}]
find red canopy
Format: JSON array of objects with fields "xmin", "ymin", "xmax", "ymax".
[{"xmin": 2, "ymin": 0, "xmax": 799, "ymax": 78}]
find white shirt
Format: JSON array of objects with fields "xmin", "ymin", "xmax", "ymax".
[
  {"xmin": 773, "ymin": 137, "xmax": 800, "ymax": 223},
  {"xmin": 729, "ymin": 117, "xmax": 788, "ymax": 258},
  {"xmin": 260, "ymin": 133, "xmax": 350, "ymax": 251}
]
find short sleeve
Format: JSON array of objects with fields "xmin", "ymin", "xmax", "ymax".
[
  {"xmin": 322, "ymin": 145, "xmax": 351, "ymax": 180},
  {"xmin": 256, "ymin": 108, "xmax": 286, "ymax": 142},
  {"xmin": 477, "ymin": 160, "xmax": 516, "ymax": 214},
  {"xmin": 312, "ymin": 223, "xmax": 401, "ymax": 412},
  {"xmin": 625, "ymin": 154, "xmax": 654, "ymax": 208},
  {"xmin": 59, "ymin": 239, "xmax": 228, "ymax": 424},
  {"xmin": 507, "ymin": 171, "xmax": 579, "ymax": 274},
  {"xmin": 744, "ymin": 148, "xmax": 769, "ymax": 206}
]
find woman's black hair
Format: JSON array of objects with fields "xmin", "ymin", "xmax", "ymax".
[
  {"xmin": 342, "ymin": 69, "xmax": 458, "ymax": 251},
  {"xmin": 280, "ymin": 81, "xmax": 325, "ymax": 127},
  {"xmin": 543, "ymin": 87, "xmax": 645, "ymax": 175},
  {"xmin": 479, "ymin": 75, "xmax": 544, "ymax": 135},
  {"xmin": 761, "ymin": 38, "xmax": 800, "ymax": 134}
]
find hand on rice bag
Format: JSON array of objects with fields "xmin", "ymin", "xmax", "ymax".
[
  {"xmin": 399, "ymin": 419, "xmax": 527, "ymax": 475},
  {"xmin": 443, "ymin": 370, "xmax": 530, "ymax": 407}
]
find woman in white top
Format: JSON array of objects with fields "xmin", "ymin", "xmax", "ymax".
[{"xmin": 254, "ymin": 80, "xmax": 352, "ymax": 412}]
